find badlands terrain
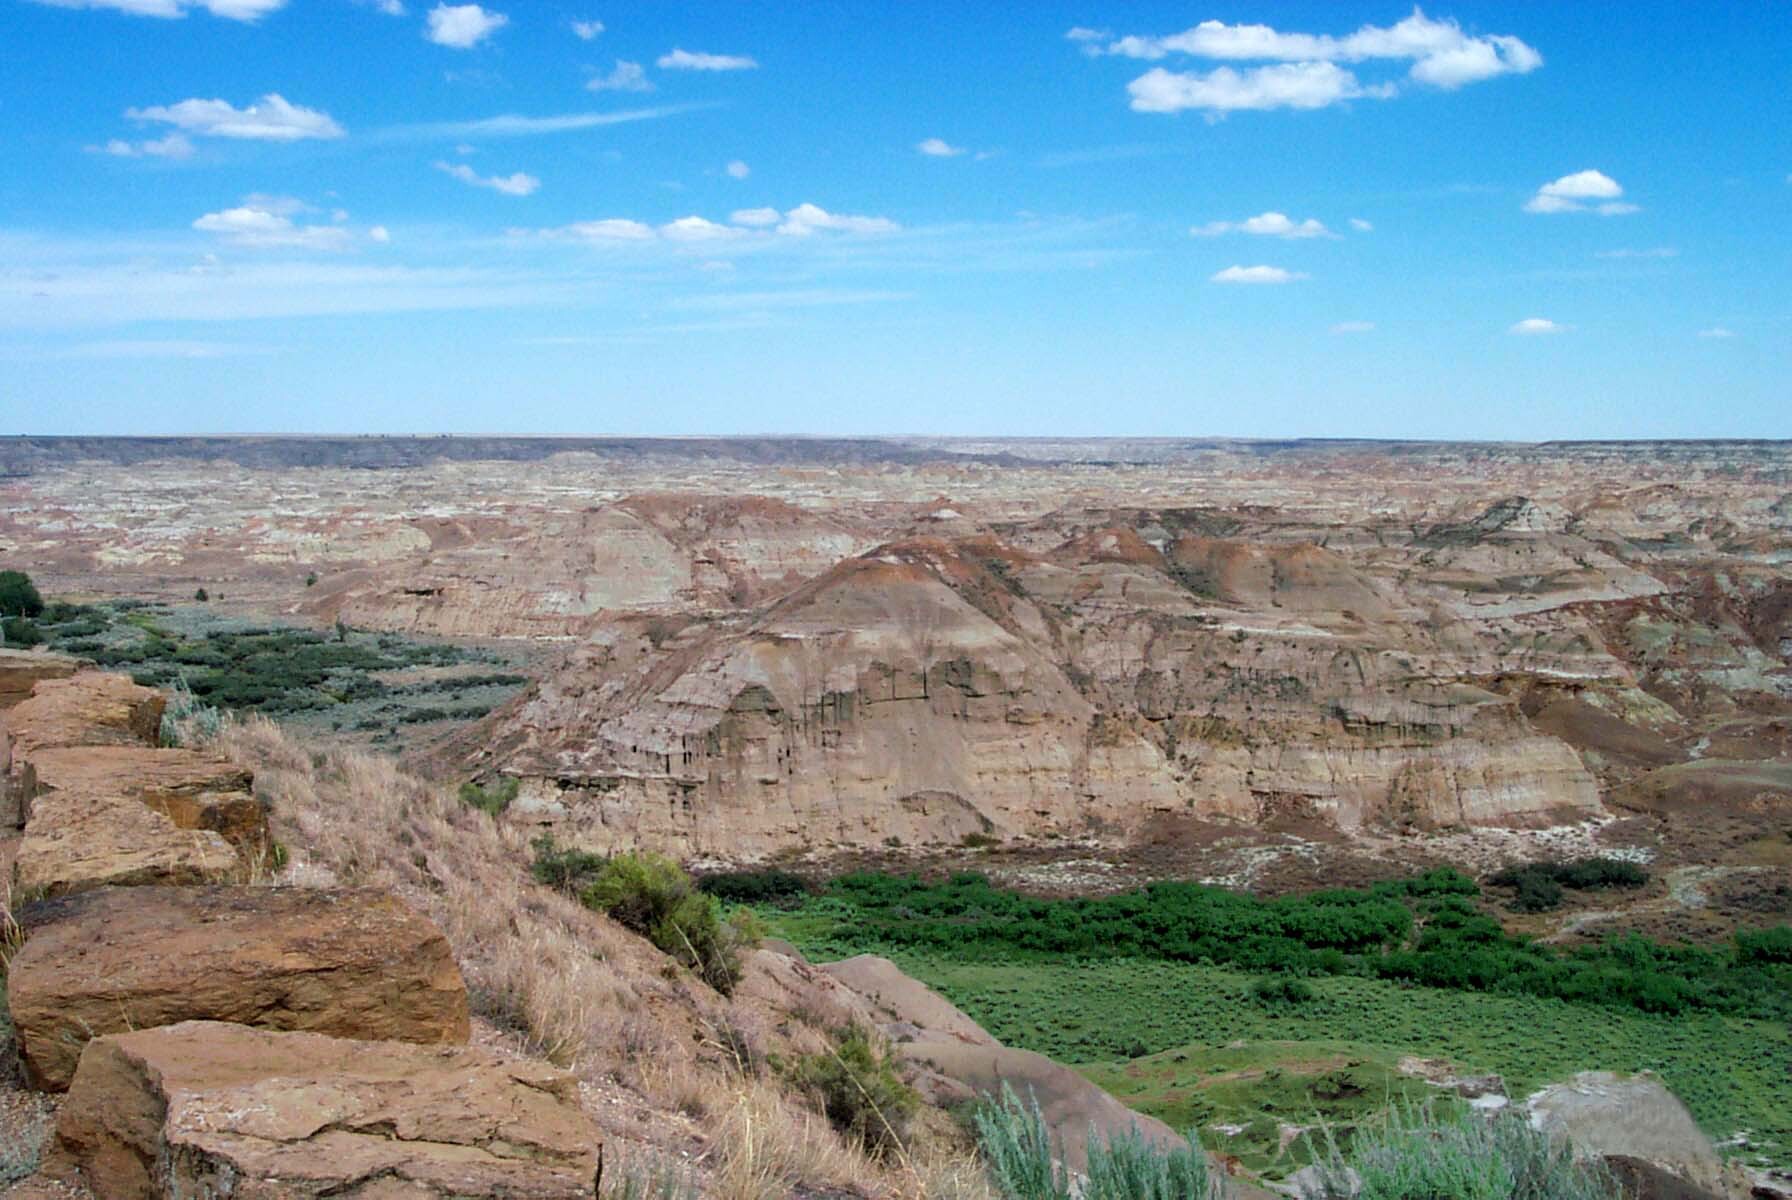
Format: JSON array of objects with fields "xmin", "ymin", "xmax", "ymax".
[
  {"xmin": 4, "ymin": 435, "xmax": 1792, "ymax": 1194},
  {"xmin": 5, "ymin": 436, "xmax": 1790, "ymax": 925}
]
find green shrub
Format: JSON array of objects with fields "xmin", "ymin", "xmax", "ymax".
[
  {"xmin": 973, "ymin": 1084, "xmax": 1217, "ymax": 1200},
  {"xmin": 1308, "ymin": 1105, "xmax": 1618, "ymax": 1200},
  {"xmin": 697, "ymin": 868, "xmax": 810, "ymax": 906},
  {"xmin": 1489, "ymin": 858, "xmax": 1647, "ymax": 912},
  {"xmin": 0, "ymin": 570, "xmax": 43, "ymax": 619},
  {"xmin": 1737, "ymin": 925, "xmax": 1792, "ymax": 964},
  {"xmin": 458, "ymin": 776, "xmax": 519, "ymax": 816},
  {"xmin": 530, "ymin": 834, "xmax": 608, "ymax": 895},
  {"xmin": 581, "ymin": 852, "xmax": 758, "ymax": 994},
  {"xmin": 789, "ymin": 1026, "xmax": 918, "ymax": 1157},
  {"xmin": 0, "ymin": 617, "xmax": 43, "ymax": 647},
  {"xmin": 1251, "ymin": 975, "xmax": 1315, "ymax": 1007}
]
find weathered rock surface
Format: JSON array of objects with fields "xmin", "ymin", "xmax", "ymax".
[
  {"xmin": 9, "ymin": 886, "xmax": 469, "ymax": 1090},
  {"xmin": 24, "ymin": 745, "xmax": 264, "ymax": 849},
  {"xmin": 1528, "ymin": 1072, "xmax": 1750, "ymax": 1200},
  {"xmin": 0, "ymin": 649, "xmax": 80, "ymax": 710},
  {"xmin": 3, "ymin": 674, "xmax": 164, "ymax": 757},
  {"xmin": 14, "ymin": 790, "xmax": 239, "ymax": 898},
  {"xmin": 52, "ymin": 1020, "xmax": 600, "ymax": 1199}
]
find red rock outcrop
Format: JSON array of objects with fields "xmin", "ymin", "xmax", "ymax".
[
  {"xmin": 53, "ymin": 1021, "xmax": 600, "ymax": 1199},
  {"xmin": 9, "ymin": 885, "xmax": 470, "ymax": 1090}
]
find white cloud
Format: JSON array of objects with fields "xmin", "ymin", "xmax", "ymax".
[
  {"xmin": 92, "ymin": 133, "xmax": 195, "ymax": 159},
  {"xmin": 27, "ymin": 0, "xmax": 285, "ymax": 20},
  {"xmin": 1129, "ymin": 62, "xmax": 1390, "ymax": 116},
  {"xmin": 1509, "ymin": 317, "xmax": 1566, "ymax": 335},
  {"xmin": 1210, "ymin": 264, "xmax": 1306, "ymax": 284},
  {"xmin": 387, "ymin": 103, "xmax": 695, "ymax": 139},
  {"xmin": 368, "ymin": 225, "xmax": 392, "ymax": 243},
  {"xmin": 126, "ymin": 93, "xmax": 343, "ymax": 140},
  {"xmin": 729, "ymin": 207, "xmax": 780, "ymax": 228},
  {"xmin": 1349, "ymin": 217, "xmax": 1373, "ymax": 232},
  {"xmin": 570, "ymin": 18, "xmax": 602, "ymax": 39},
  {"xmin": 586, "ymin": 60, "xmax": 652, "ymax": 92},
  {"xmin": 1066, "ymin": 26, "xmax": 1110, "ymax": 43},
  {"xmin": 776, "ymin": 203, "xmax": 898, "ymax": 236},
  {"xmin": 725, "ymin": 160, "xmax": 750, "ymax": 180},
  {"xmin": 192, "ymin": 203, "xmax": 353, "ymax": 250},
  {"xmin": 1331, "ymin": 320, "xmax": 1374, "ymax": 333},
  {"xmin": 1192, "ymin": 211, "xmax": 1333, "ymax": 239},
  {"xmin": 1525, "ymin": 169, "xmax": 1637, "ymax": 215},
  {"xmin": 434, "ymin": 160, "xmax": 539, "ymax": 196},
  {"xmin": 657, "ymin": 48, "xmax": 757, "ymax": 71},
  {"xmin": 557, "ymin": 218, "xmax": 656, "ymax": 241},
  {"xmin": 660, "ymin": 216, "xmax": 741, "ymax": 242},
  {"xmin": 1697, "ymin": 327, "xmax": 1735, "ymax": 339},
  {"xmin": 426, "ymin": 4, "xmax": 505, "ymax": 49},
  {"xmin": 1595, "ymin": 246, "xmax": 1676, "ymax": 259},
  {"xmin": 1096, "ymin": 12, "xmax": 1540, "ymax": 85},
  {"xmin": 354, "ymin": 0, "xmax": 404, "ymax": 13},
  {"xmin": 917, "ymin": 137, "xmax": 966, "ymax": 158}
]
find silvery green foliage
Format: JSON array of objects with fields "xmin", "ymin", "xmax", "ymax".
[
  {"xmin": 975, "ymin": 1084, "xmax": 1220, "ymax": 1200},
  {"xmin": 1309, "ymin": 1105, "xmax": 1619, "ymax": 1200}
]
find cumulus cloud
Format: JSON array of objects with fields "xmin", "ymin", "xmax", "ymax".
[
  {"xmin": 1210, "ymin": 264, "xmax": 1306, "ymax": 284},
  {"xmin": 1509, "ymin": 317, "xmax": 1566, "ymax": 335},
  {"xmin": 570, "ymin": 18, "xmax": 602, "ymax": 39},
  {"xmin": 126, "ymin": 93, "xmax": 343, "ymax": 140},
  {"xmin": 1192, "ymin": 211, "xmax": 1333, "ymax": 239},
  {"xmin": 917, "ymin": 137, "xmax": 965, "ymax": 157},
  {"xmin": 426, "ymin": 3, "xmax": 505, "ymax": 48},
  {"xmin": 775, "ymin": 203, "xmax": 898, "ymax": 236},
  {"xmin": 728, "ymin": 207, "xmax": 780, "ymax": 228},
  {"xmin": 1331, "ymin": 321, "xmax": 1375, "ymax": 333},
  {"xmin": 1094, "ymin": 10, "xmax": 1539, "ymax": 116},
  {"xmin": 586, "ymin": 61, "xmax": 652, "ymax": 92},
  {"xmin": 1349, "ymin": 217, "xmax": 1373, "ymax": 232},
  {"xmin": 27, "ymin": 0, "xmax": 285, "ymax": 20},
  {"xmin": 368, "ymin": 225, "xmax": 392, "ymax": 243},
  {"xmin": 192, "ymin": 202, "xmax": 353, "ymax": 250},
  {"xmin": 92, "ymin": 133, "xmax": 195, "ymax": 159},
  {"xmin": 1129, "ymin": 62, "xmax": 1390, "ymax": 115},
  {"xmin": 1525, "ymin": 169, "xmax": 1637, "ymax": 215},
  {"xmin": 660, "ymin": 216, "xmax": 740, "ymax": 242},
  {"xmin": 725, "ymin": 160, "xmax": 750, "ymax": 179},
  {"xmin": 434, "ymin": 160, "xmax": 539, "ymax": 196},
  {"xmin": 657, "ymin": 48, "xmax": 757, "ymax": 71},
  {"xmin": 1697, "ymin": 327, "xmax": 1735, "ymax": 339}
]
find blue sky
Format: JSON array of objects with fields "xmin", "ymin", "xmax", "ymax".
[{"xmin": 2, "ymin": 1, "xmax": 1788, "ymax": 438}]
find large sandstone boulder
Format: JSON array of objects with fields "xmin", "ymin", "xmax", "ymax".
[
  {"xmin": 10, "ymin": 886, "xmax": 470, "ymax": 1090},
  {"xmin": 14, "ymin": 790, "xmax": 240, "ymax": 898},
  {"xmin": 1527, "ymin": 1072, "xmax": 1751, "ymax": 1200},
  {"xmin": 53, "ymin": 1021, "xmax": 601, "ymax": 1199},
  {"xmin": 24, "ymin": 745, "xmax": 264, "ymax": 850},
  {"xmin": 0, "ymin": 648, "xmax": 81, "ymax": 710},
  {"xmin": 3, "ymin": 673, "xmax": 164, "ymax": 757}
]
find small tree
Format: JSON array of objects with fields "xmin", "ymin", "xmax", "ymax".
[
  {"xmin": 305, "ymin": 572, "xmax": 318, "ymax": 588},
  {"xmin": 194, "ymin": 587, "xmax": 210, "ymax": 602},
  {"xmin": 0, "ymin": 570, "xmax": 44, "ymax": 618}
]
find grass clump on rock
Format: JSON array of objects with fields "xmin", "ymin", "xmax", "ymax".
[{"xmin": 788, "ymin": 1026, "xmax": 918, "ymax": 1159}]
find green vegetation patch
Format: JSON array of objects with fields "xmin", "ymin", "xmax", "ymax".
[{"xmin": 27, "ymin": 599, "xmax": 525, "ymax": 741}]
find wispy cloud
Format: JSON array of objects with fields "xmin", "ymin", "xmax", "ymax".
[
  {"xmin": 89, "ymin": 133, "xmax": 195, "ymax": 160},
  {"xmin": 192, "ymin": 202, "xmax": 355, "ymax": 250},
  {"xmin": 1510, "ymin": 316, "xmax": 1567, "ymax": 335},
  {"xmin": 1210, "ymin": 264, "xmax": 1306, "ymax": 284},
  {"xmin": 1035, "ymin": 143, "xmax": 1183, "ymax": 169},
  {"xmin": 587, "ymin": 60, "xmax": 652, "ymax": 92},
  {"xmin": 27, "ymin": 0, "xmax": 285, "ymax": 20},
  {"xmin": 657, "ymin": 48, "xmax": 757, "ymax": 71},
  {"xmin": 917, "ymin": 137, "xmax": 965, "ymax": 158},
  {"xmin": 570, "ymin": 17, "xmax": 602, "ymax": 40},
  {"xmin": 380, "ymin": 103, "xmax": 708, "ymax": 141},
  {"xmin": 57, "ymin": 339, "xmax": 281, "ymax": 359},
  {"xmin": 434, "ymin": 160, "xmax": 540, "ymax": 196}
]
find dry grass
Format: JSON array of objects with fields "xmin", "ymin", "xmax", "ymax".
[{"xmin": 214, "ymin": 716, "xmax": 988, "ymax": 1199}]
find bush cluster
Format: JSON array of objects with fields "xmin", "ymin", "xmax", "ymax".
[
  {"xmin": 787, "ymin": 1026, "xmax": 918, "ymax": 1157},
  {"xmin": 696, "ymin": 868, "xmax": 810, "ymax": 906},
  {"xmin": 803, "ymin": 870, "xmax": 1792, "ymax": 1022},
  {"xmin": 579, "ymin": 851, "xmax": 759, "ymax": 995},
  {"xmin": 1486, "ymin": 858, "xmax": 1648, "ymax": 913},
  {"xmin": 529, "ymin": 834, "xmax": 609, "ymax": 895},
  {"xmin": 457, "ymin": 776, "xmax": 519, "ymax": 816}
]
